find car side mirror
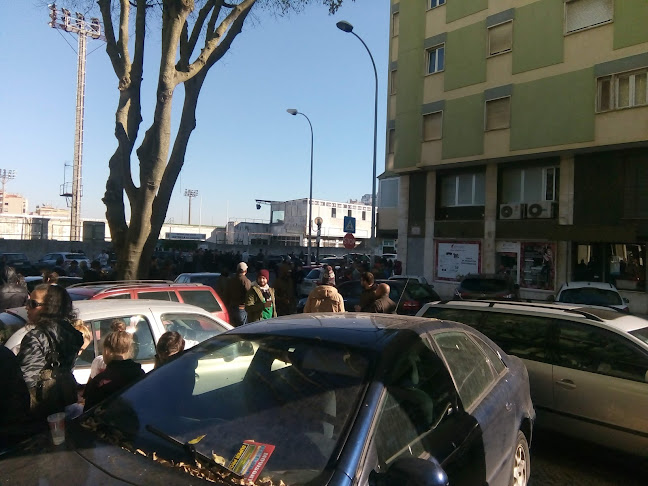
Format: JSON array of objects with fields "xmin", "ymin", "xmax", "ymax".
[
  {"xmin": 624, "ymin": 298, "xmax": 630, "ymax": 303},
  {"xmin": 546, "ymin": 295, "xmax": 555, "ymax": 302},
  {"xmin": 372, "ymin": 457, "xmax": 449, "ymax": 486}
]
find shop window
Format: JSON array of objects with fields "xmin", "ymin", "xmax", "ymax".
[
  {"xmin": 573, "ymin": 243, "xmax": 646, "ymax": 291},
  {"xmin": 440, "ymin": 173, "xmax": 485, "ymax": 207},
  {"xmin": 521, "ymin": 243, "xmax": 555, "ymax": 291},
  {"xmin": 501, "ymin": 166, "xmax": 559, "ymax": 203}
]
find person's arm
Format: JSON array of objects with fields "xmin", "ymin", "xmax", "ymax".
[
  {"xmin": 17, "ymin": 331, "xmax": 48, "ymax": 389},
  {"xmin": 338, "ymin": 294, "xmax": 345, "ymax": 313},
  {"xmin": 304, "ymin": 296, "xmax": 313, "ymax": 313}
]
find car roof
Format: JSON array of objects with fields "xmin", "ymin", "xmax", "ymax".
[
  {"xmin": 231, "ymin": 313, "xmax": 471, "ymax": 350},
  {"xmin": 177, "ymin": 273, "xmax": 221, "ymax": 277},
  {"xmin": 420, "ymin": 300, "xmax": 648, "ymax": 332},
  {"xmin": 558, "ymin": 281, "xmax": 620, "ymax": 291},
  {"xmin": 72, "ymin": 299, "xmax": 213, "ymax": 318}
]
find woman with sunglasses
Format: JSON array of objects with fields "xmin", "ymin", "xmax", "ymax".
[{"xmin": 17, "ymin": 284, "xmax": 83, "ymax": 419}]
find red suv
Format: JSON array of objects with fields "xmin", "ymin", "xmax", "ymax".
[{"xmin": 66, "ymin": 281, "xmax": 230, "ymax": 324}]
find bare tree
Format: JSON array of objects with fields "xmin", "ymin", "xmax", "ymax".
[{"xmin": 90, "ymin": 0, "xmax": 351, "ymax": 278}]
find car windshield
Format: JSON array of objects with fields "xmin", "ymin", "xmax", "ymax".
[
  {"xmin": 460, "ymin": 278, "xmax": 509, "ymax": 292},
  {"xmin": 84, "ymin": 334, "xmax": 371, "ymax": 485},
  {"xmin": 629, "ymin": 327, "xmax": 648, "ymax": 345},
  {"xmin": 558, "ymin": 288, "xmax": 623, "ymax": 306}
]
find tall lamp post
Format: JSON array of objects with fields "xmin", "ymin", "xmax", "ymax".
[
  {"xmin": 184, "ymin": 189, "xmax": 198, "ymax": 225},
  {"xmin": 286, "ymin": 108, "xmax": 314, "ymax": 266},
  {"xmin": 336, "ymin": 20, "xmax": 379, "ymax": 261}
]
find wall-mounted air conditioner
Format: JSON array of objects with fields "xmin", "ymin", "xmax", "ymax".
[
  {"xmin": 526, "ymin": 201, "xmax": 556, "ymax": 219},
  {"xmin": 499, "ymin": 203, "xmax": 525, "ymax": 220}
]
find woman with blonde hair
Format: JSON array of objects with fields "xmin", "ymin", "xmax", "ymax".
[{"xmin": 83, "ymin": 324, "xmax": 145, "ymax": 410}]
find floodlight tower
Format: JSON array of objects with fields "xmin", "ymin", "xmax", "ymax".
[
  {"xmin": 48, "ymin": 4, "xmax": 103, "ymax": 241},
  {"xmin": 0, "ymin": 170, "xmax": 16, "ymax": 213},
  {"xmin": 185, "ymin": 189, "xmax": 199, "ymax": 225}
]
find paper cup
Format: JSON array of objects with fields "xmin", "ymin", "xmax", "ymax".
[{"xmin": 47, "ymin": 412, "xmax": 66, "ymax": 445}]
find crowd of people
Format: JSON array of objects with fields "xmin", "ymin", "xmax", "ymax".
[{"xmin": 0, "ymin": 281, "xmax": 186, "ymax": 449}]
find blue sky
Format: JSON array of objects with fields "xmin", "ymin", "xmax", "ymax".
[{"xmin": 0, "ymin": 0, "xmax": 390, "ymax": 227}]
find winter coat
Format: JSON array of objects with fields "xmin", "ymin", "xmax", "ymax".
[
  {"xmin": 366, "ymin": 294, "xmax": 397, "ymax": 314},
  {"xmin": 226, "ymin": 273, "xmax": 252, "ymax": 308},
  {"xmin": 0, "ymin": 284, "xmax": 28, "ymax": 312},
  {"xmin": 0, "ymin": 346, "xmax": 30, "ymax": 447},
  {"xmin": 17, "ymin": 320, "xmax": 83, "ymax": 389},
  {"xmin": 304, "ymin": 285, "xmax": 345, "ymax": 313},
  {"xmin": 245, "ymin": 285, "xmax": 277, "ymax": 322},
  {"xmin": 359, "ymin": 285, "xmax": 378, "ymax": 312},
  {"xmin": 84, "ymin": 359, "xmax": 145, "ymax": 410}
]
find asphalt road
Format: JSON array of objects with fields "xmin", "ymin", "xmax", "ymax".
[{"xmin": 529, "ymin": 429, "xmax": 648, "ymax": 485}]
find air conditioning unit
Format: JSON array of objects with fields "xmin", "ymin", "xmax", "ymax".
[
  {"xmin": 499, "ymin": 203, "xmax": 525, "ymax": 220},
  {"xmin": 526, "ymin": 201, "xmax": 556, "ymax": 219}
]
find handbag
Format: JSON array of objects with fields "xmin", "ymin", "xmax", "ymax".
[{"xmin": 29, "ymin": 330, "xmax": 78, "ymax": 418}]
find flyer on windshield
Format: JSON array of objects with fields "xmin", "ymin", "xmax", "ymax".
[{"xmin": 228, "ymin": 440, "xmax": 275, "ymax": 481}]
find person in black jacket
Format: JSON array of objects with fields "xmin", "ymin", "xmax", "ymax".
[
  {"xmin": 83, "ymin": 324, "xmax": 145, "ymax": 410},
  {"xmin": 17, "ymin": 284, "xmax": 83, "ymax": 420},
  {"xmin": 0, "ymin": 266, "xmax": 28, "ymax": 312},
  {"xmin": 0, "ymin": 346, "xmax": 30, "ymax": 448}
]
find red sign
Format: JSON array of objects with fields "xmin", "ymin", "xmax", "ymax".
[{"xmin": 343, "ymin": 233, "xmax": 355, "ymax": 249}]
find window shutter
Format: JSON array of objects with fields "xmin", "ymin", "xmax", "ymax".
[
  {"xmin": 565, "ymin": 0, "xmax": 613, "ymax": 34},
  {"xmin": 485, "ymin": 97, "xmax": 511, "ymax": 131},
  {"xmin": 423, "ymin": 112, "xmax": 443, "ymax": 140},
  {"xmin": 489, "ymin": 22, "xmax": 512, "ymax": 55}
]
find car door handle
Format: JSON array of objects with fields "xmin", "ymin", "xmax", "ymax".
[
  {"xmin": 555, "ymin": 379, "xmax": 576, "ymax": 390},
  {"xmin": 505, "ymin": 402, "xmax": 513, "ymax": 412}
]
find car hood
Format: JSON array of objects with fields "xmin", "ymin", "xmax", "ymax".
[{"xmin": 1, "ymin": 422, "xmax": 229, "ymax": 486}]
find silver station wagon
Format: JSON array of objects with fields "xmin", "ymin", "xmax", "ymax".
[{"xmin": 417, "ymin": 300, "xmax": 648, "ymax": 455}]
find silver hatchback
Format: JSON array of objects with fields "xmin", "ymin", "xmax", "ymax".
[{"xmin": 417, "ymin": 300, "xmax": 648, "ymax": 455}]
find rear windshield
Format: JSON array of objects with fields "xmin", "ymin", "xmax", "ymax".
[
  {"xmin": 306, "ymin": 269, "xmax": 321, "ymax": 279},
  {"xmin": 65, "ymin": 254, "xmax": 87, "ymax": 260},
  {"xmin": 179, "ymin": 290, "xmax": 222, "ymax": 313},
  {"xmin": 558, "ymin": 288, "xmax": 622, "ymax": 306},
  {"xmin": 460, "ymin": 278, "xmax": 509, "ymax": 292},
  {"xmin": 4, "ymin": 254, "xmax": 27, "ymax": 262},
  {"xmin": 190, "ymin": 276, "xmax": 220, "ymax": 287},
  {"xmin": 405, "ymin": 283, "xmax": 438, "ymax": 300}
]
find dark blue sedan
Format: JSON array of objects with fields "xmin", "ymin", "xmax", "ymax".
[{"xmin": 1, "ymin": 314, "xmax": 534, "ymax": 486}]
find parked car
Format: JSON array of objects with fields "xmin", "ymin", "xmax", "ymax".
[
  {"xmin": 417, "ymin": 300, "xmax": 648, "ymax": 455},
  {"xmin": 24, "ymin": 275, "xmax": 82, "ymax": 292},
  {"xmin": 3, "ymin": 299, "xmax": 232, "ymax": 385},
  {"xmin": 0, "ymin": 252, "xmax": 37, "ymax": 276},
  {"xmin": 455, "ymin": 274, "xmax": 520, "ymax": 301},
  {"xmin": 65, "ymin": 281, "xmax": 229, "ymax": 324},
  {"xmin": 554, "ymin": 281, "xmax": 629, "ymax": 312},
  {"xmin": 0, "ymin": 313, "xmax": 534, "ymax": 486},
  {"xmin": 320, "ymin": 256, "xmax": 346, "ymax": 269},
  {"xmin": 174, "ymin": 272, "xmax": 222, "ymax": 291},
  {"xmin": 332, "ymin": 279, "xmax": 441, "ymax": 315},
  {"xmin": 37, "ymin": 252, "xmax": 91, "ymax": 271},
  {"xmin": 297, "ymin": 266, "xmax": 325, "ymax": 297},
  {"xmin": 389, "ymin": 274, "xmax": 429, "ymax": 284}
]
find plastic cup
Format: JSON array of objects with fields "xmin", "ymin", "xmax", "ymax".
[{"xmin": 47, "ymin": 412, "xmax": 66, "ymax": 445}]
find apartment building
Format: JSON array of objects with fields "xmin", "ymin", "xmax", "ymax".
[{"xmin": 379, "ymin": 0, "xmax": 648, "ymax": 309}]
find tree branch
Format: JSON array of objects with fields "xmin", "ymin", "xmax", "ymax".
[
  {"xmin": 175, "ymin": 0, "xmax": 257, "ymax": 84},
  {"xmin": 98, "ymin": 0, "xmax": 127, "ymax": 82}
]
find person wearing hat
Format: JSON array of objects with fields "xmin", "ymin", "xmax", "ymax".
[
  {"xmin": 304, "ymin": 265, "xmax": 345, "ymax": 313},
  {"xmin": 245, "ymin": 269, "xmax": 277, "ymax": 322},
  {"xmin": 225, "ymin": 262, "xmax": 252, "ymax": 326}
]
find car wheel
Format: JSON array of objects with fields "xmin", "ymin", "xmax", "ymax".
[{"xmin": 510, "ymin": 430, "xmax": 530, "ymax": 486}]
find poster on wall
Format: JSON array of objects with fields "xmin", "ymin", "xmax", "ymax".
[
  {"xmin": 520, "ymin": 242, "xmax": 556, "ymax": 290},
  {"xmin": 436, "ymin": 241, "xmax": 481, "ymax": 281}
]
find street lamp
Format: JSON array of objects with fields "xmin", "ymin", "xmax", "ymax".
[
  {"xmin": 336, "ymin": 20, "xmax": 379, "ymax": 261},
  {"xmin": 184, "ymin": 189, "xmax": 198, "ymax": 225},
  {"xmin": 286, "ymin": 108, "xmax": 314, "ymax": 266}
]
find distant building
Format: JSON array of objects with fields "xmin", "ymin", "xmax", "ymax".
[
  {"xmin": 0, "ymin": 193, "xmax": 27, "ymax": 214},
  {"xmin": 33, "ymin": 204, "xmax": 70, "ymax": 218}
]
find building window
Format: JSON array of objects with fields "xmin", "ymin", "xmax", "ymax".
[
  {"xmin": 362, "ymin": 211, "xmax": 366, "ymax": 221},
  {"xmin": 440, "ymin": 173, "xmax": 485, "ymax": 207},
  {"xmin": 392, "ymin": 12, "xmax": 399, "ymax": 36},
  {"xmin": 390, "ymin": 69, "xmax": 397, "ymax": 95},
  {"xmin": 379, "ymin": 178, "xmax": 399, "ymax": 208},
  {"xmin": 485, "ymin": 97, "xmax": 511, "ymax": 131},
  {"xmin": 565, "ymin": 0, "xmax": 613, "ymax": 34},
  {"xmin": 597, "ymin": 69, "xmax": 648, "ymax": 112},
  {"xmin": 430, "ymin": 0, "xmax": 446, "ymax": 8},
  {"xmin": 388, "ymin": 128, "xmax": 395, "ymax": 154},
  {"xmin": 331, "ymin": 207, "xmax": 336, "ymax": 218},
  {"xmin": 423, "ymin": 111, "xmax": 443, "ymax": 141},
  {"xmin": 501, "ymin": 166, "xmax": 559, "ymax": 203},
  {"xmin": 488, "ymin": 21, "xmax": 513, "ymax": 56},
  {"xmin": 426, "ymin": 45, "xmax": 445, "ymax": 74}
]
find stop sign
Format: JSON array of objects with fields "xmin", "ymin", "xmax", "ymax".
[{"xmin": 343, "ymin": 233, "xmax": 355, "ymax": 249}]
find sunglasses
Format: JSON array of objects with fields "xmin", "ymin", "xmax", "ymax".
[{"xmin": 27, "ymin": 299, "xmax": 45, "ymax": 309}]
